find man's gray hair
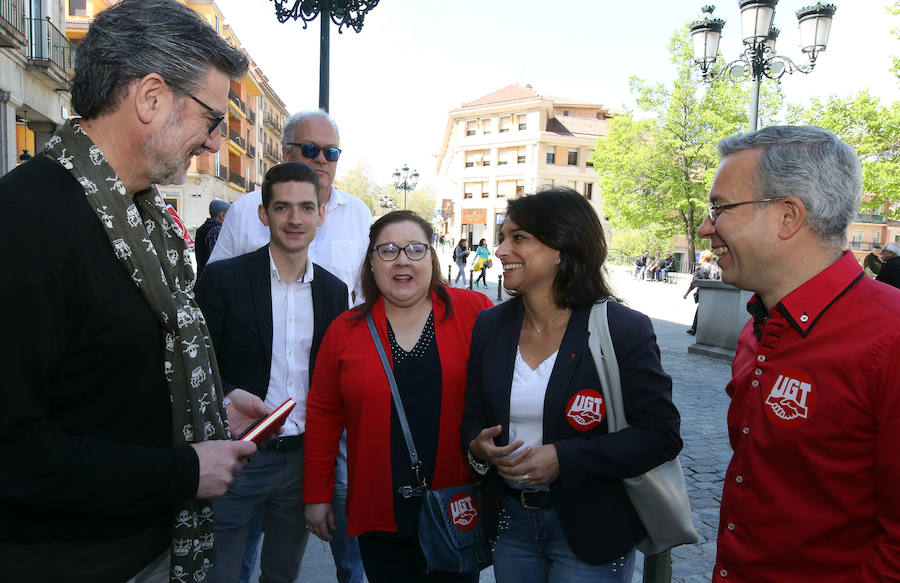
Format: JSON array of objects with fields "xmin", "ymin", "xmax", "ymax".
[
  {"xmin": 883, "ymin": 241, "xmax": 900, "ymax": 256},
  {"xmin": 281, "ymin": 110, "xmax": 341, "ymax": 146},
  {"xmin": 718, "ymin": 126, "xmax": 862, "ymax": 249},
  {"xmin": 71, "ymin": 0, "xmax": 249, "ymax": 120}
]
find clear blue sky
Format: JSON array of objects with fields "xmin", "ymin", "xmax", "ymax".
[{"xmin": 215, "ymin": 0, "xmax": 899, "ymax": 195}]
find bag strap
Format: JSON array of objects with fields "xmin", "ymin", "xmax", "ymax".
[
  {"xmin": 365, "ymin": 313, "xmax": 428, "ymax": 496},
  {"xmin": 587, "ymin": 300, "xmax": 629, "ymax": 432}
]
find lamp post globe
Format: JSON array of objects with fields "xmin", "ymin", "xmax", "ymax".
[{"xmin": 689, "ymin": 2, "xmax": 836, "ymax": 132}]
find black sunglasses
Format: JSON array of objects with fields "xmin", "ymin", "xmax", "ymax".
[
  {"xmin": 286, "ymin": 142, "xmax": 341, "ymax": 162},
  {"xmin": 169, "ymin": 83, "xmax": 225, "ymax": 135}
]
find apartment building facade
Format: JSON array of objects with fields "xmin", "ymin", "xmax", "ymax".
[
  {"xmin": 435, "ymin": 84, "xmax": 611, "ymax": 248},
  {"xmin": 1, "ymin": 0, "xmax": 73, "ymax": 174},
  {"xmin": 1, "ymin": 0, "xmax": 289, "ymax": 232}
]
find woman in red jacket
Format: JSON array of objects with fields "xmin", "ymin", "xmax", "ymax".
[{"xmin": 304, "ymin": 210, "xmax": 493, "ymax": 583}]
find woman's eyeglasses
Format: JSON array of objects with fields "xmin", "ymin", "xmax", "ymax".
[
  {"xmin": 285, "ymin": 142, "xmax": 342, "ymax": 162},
  {"xmin": 372, "ymin": 242, "xmax": 430, "ymax": 262}
]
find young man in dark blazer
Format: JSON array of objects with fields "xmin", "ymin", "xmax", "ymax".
[{"xmin": 196, "ymin": 162, "xmax": 348, "ymax": 583}]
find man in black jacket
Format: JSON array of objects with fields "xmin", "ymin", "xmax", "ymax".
[
  {"xmin": 0, "ymin": 1, "xmax": 261, "ymax": 581},
  {"xmin": 195, "ymin": 199, "xmax": 230, "ymax": 276},
  {"xmin": 876, "ymin": 241, "xmax": 900, "ymax": 289},
  {"xmin": 196, "ymin": 163, "xmax": 348, "ymax": 583}
]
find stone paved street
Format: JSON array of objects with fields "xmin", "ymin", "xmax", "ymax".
[{"xmin": 286, "ymin": 259, "xmax": 735, "ymax": 583}]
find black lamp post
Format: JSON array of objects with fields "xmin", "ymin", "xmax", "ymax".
[
  {"xmin": 270, "ymin": 0, "xmax": 379, "ymax": 112},
  {"xmin": 392, "ymin": 164, "xmax": 419, "ymax": 211},
  {"xmin": 689, "ymin": 2, "xmax": 836, "ymax": 131}
]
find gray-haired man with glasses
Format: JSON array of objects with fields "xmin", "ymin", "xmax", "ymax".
[{"xmin": 699, "ymin": 125, "xmax": 900, "ymax": 582}]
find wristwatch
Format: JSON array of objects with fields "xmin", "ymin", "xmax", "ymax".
[{"xmin": 467, "ymin": 450, "xmax": 490, "ymax": 476}]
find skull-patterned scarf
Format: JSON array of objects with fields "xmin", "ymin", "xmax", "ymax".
[{"xmin": 45, "ymin": 119, "xmax": 227, "ymax": 583}]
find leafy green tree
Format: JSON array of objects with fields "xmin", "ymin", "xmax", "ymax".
[
  {"xmin": 591, "ymin": 28, "xmax": 782, "ymax": 260},
  {"xmin": 334, "ymin": 160, "xmax": 382, "ymax": 214},
  {"xmin": 786, "ymin": 91, "xmax": 900, "ymax": 219},
  {"xmin": 892, "ymin": 2, "xmax": 900, "ymax": 82}
]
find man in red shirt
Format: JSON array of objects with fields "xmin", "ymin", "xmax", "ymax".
[{"xmin": 698, "ymin": 125, "xmax": 900, "ymax": 582}]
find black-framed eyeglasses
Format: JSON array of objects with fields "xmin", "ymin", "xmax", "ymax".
[
  {"xmin": 286, "ymin": 142, "xmax": 341, "ymax": 162},
  {"xmin": 372, "ymin": 242, "xmax": 430, "ymax": 262},
  {"xmin": 707, "ymin": 197, "xmax": 784, "ymax": 222},
  {"xmin": 169, "ymin": 84, "xmax": 225, "ymax": 135}
]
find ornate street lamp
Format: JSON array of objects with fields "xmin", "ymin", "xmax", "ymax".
[
  {"xmin": 392, "ymin": 164, "xmax": 419, "ymax": 211},
  {"xmin": 270, "ymin": 0, "xmax": 380, "ymax": 112},
  {"xmin": 689, "ymin": 2, "xmax": 836, "ymax": 131}
]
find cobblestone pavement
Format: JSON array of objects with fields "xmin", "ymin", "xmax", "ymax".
[{"xmin": 289, "ymin": 260, "xmax": 735, "ymax": 583}]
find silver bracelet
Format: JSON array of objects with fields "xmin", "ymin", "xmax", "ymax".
[{"xmin": 467, "ymin": 450, "xmax": 490, "ymax": 476}]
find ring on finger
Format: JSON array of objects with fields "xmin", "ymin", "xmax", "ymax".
[{"xmin": 517, "ymin": 473, "xmax": 532, "ymax": 486}]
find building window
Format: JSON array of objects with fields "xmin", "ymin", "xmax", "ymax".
[
  {"xmin": 465, "ymin": 161, "xmax": 474, "ymax": 168},
  {"xmin": 68, "ymin": 0, "xmax": 87, "ymax": 16},
  {"xmin": 481, "ymin": 190, "xmax": 489, "ymax": 199},
  {"xmin": 568, "ymin": 150, "xmax": 578, "ymax": 166},
  {"xmin": 214, "ymin": 15, "xmax": 220, "ymax": 32},
  {"xmin": 562, "ymin": 109, "xmax": 570, "ymax": 116},
  {"xmin": 481, "ymin": 119, "xmax": 492, "ymax": 134},
  {"xmin": 517, "ymin": 155, "xmax": 525, "ymax": 164},
  {"xmin": 499, "ymin": 116, "xmax": 512, "ymax": 133},
  {"xmin": 497, "ymin": 159, "xmax": 507, "ymax": 166},
  {"xmin": 516, "ymin": 181, "xmax": 525, "ymax": 196},
  {"xmin": 586, "ymin": 160, "xmax": 594, "ymax": 168},
  {"xmin": 483, "ymin": 159, "xmax": 490, "ymax": 167},
  {"xmin": 584, "ymin": 183, "xmax": 593, "ymax": 200},
  {"xmin": 517, "ymin": 114, "xmax": 527, "ymax": 130},
  {"xmin": 466, "ymin": 121, "xmax": 476, "ymax": 136},
  {"xmin": 546, "ymin": 152, "xmax": 555, "ymax": 164},
  {"xmin": 873, "ymin": 231, "xmax": 882, "ymax": 244}
]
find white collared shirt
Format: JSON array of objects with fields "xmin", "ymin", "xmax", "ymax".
[
  {"xmin": 207, "ymin": 186, "xmax": 372, "ymax": 306},
  {"xmin": 266, "ymin": 251, "xmax": 315, "ymax": 436}
]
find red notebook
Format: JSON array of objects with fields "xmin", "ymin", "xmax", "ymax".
[{"xmin": 237, "ymin": 397, "xmax": 296, "ymax": 445}]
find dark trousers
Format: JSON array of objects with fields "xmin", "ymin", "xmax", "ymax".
[{"xmin": 358, "ymin": 532, "xmax": 479, "ymax": 583}]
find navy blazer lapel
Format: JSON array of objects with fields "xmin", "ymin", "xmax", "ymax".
[
  {"xmin": 542, "ymin": 306, "xmax": 591, "ymax": 440},
  {"xmin": 249, "ymin": 245, "xmax": 274, "ymax": 369},
  {"xmin": 494, "ymin": 302, "xmax": 523, "ymax": 445}
]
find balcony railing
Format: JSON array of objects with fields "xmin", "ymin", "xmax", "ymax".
[
  {"xmin": 247, "ymin": 144, "xmax": 255, "ymax": 158},
  {"xmin": 228, "ymin": 89, "xmax": 246, "ymax": 115},
  {"xmin": 228, "ymin": 128, "xmax": 245, "ymax": 150},
  {"xmin": 228, "ymin": 170, "xmax": 245, "ymax": 189},
  {"xmin": 850, "ymin": 240, "xmax": 880, "ymax": 251},
  {"xmin": 247, "ymin": 109, "xmax": 256, "ymax": 125},
  {"xmin": 264, "ymin": 144, "xmax": 280, "ymax": 162},
  {"xmin": 25, "ymin": 16, "xmax": 71, "ymax": 73},
  {"xmin": 247, "ymin": 181, "xmax": 257, "ymax": 193},
  {"xmin": 216, "ymin": 164, "xmax": 228, "ymax": 180},
  {"xmin": 264, "ymin": 113, "xmax": 280, "ymax": 132},
  {"xmin": 1, "ymin": 0, "xmax": 26, "ymax": 40}
]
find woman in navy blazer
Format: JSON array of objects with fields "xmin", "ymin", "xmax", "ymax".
[{"xmin": 461, "ymin": 188, "xmax": 683, "ymax": 583}]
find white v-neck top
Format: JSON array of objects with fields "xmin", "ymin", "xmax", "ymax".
[{"xmin": 506, "ymin": 346, "xmax": 557, "ymax": 490}]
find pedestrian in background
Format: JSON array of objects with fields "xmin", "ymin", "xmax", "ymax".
[
  {"xmin": 699, "ymin": 125, "xmax": 900, "ymax": 581},
  {"xmin": 473, "ymin": 238, "xmax": 491, "ymax": 288},
  {"xmin": 195, "ymin": 198, "xmax": 230, "ymax": 276},
  {"xmin": 633, "ymin": 251, "xmax": 649, "ymax": 280},
  {"xmin": 863, "ymin": 243, "xmax": 882, "ymax": 277},
  {"xmin": 683, "ymin": 250, "xmax": 719, "ymax": 335},
  {"xmin": 453, "ymin": 238, "xmax": 470, "ymax": 286},
  {"xmin": 462, "ymin": 187, "xmax": 683, "ymax": 583},
  {"xmin": 875, "ymin": 241, "xmax": 900, "ymax": 289}
]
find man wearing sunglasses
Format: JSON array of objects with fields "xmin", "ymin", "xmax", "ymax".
[
  {"xmin": 205, "ymin": 109, "xmax": 370, "ymax": 583},
  {"xmin": 0, "ymin": 1, "xmax": 267, "ymax": 582},
  {"xmin": 699, "ymin": 126, "xmax": 900, "ymax": 583}
]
